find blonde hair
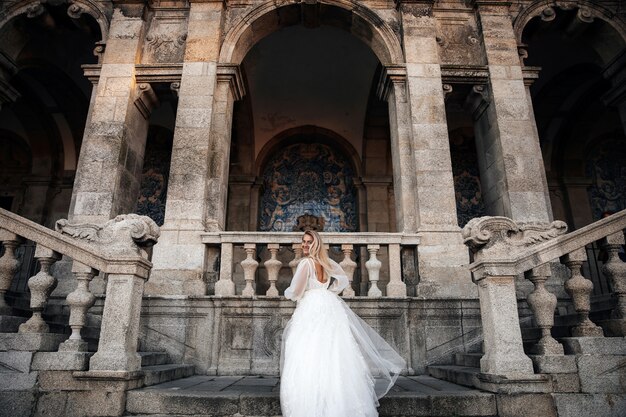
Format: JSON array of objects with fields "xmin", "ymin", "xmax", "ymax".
[{"xmin": 303, "ymin": 230, "xmax": 333, "ymax": 274}]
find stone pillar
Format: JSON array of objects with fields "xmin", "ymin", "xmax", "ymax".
[
  {"xmin": 148, "ymin": 1, "xmax": 244, "ymax": 295},
  {"xmin": 398, "ymin": 3, "xmax": 472, "ymax": 298},
  {"xmin": 378, "ymin": 66, "xmax": 418, "ymax": 234},
  {"xmin": 68, "ymin": 7, "xmax": 150, "ymax": 224},
  {"xmin": 473, "ymin": 1, "xmax": 552, "ymax": 222}
]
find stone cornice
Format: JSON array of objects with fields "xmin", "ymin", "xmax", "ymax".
[
  {"xmin": 376, "ymin": 64, "xmax": 407, "ymax": 101},
  {"xmin": 216, "ymin": 63, "xmax": 246, "ymax": 100}
]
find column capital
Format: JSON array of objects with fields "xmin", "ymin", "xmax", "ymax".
[
  {"xmin": 134, "ymin": 83, "xmax": 160, "ymax": 119},
  {"xmin": 217, "ymin": 63, "xmax": 246, "ymax": 101},
  {"xmin": 464, "ymin": 84, "xmax": 490, "ymax": 120},
  {"xmin": 376, "ymin": 64, "xmax": 407, "ymax": 101}
]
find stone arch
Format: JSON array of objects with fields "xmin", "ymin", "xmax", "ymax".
[
  {"xmin": 514, "ymin": 1, "xmax": 626, "ymax": 65},
  {"xmin": 0, "ymin": 0, "xmax": 110, "ymax": 42},
  {"xmin": 256, "ymin": 126, "xmax": 361, "ymax": 232},
  {"xmin": 219, "ymin": 0, "xmax": 404, "ymax": 66}
]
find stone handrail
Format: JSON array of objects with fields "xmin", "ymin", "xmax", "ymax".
[
  {"xmin": 0, "ymin": 208, "xmax": 160, "ymax": 375},
  {"xmin": 202, "ymin": 231, "xmax": 420, "ymax": 298},
  {"xmin": 462, "ymin": 210, "xmax": 626, "ymax": 378}
]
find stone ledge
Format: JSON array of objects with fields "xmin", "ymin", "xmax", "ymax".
[
  {"xmin": 561, "ymin": 337, "xmax": 626, "ymax": 355},
  {"xmin": 0, "ymin": 333, "xmax": 67, "ymax": 352},
  {"xmin": 529, "ymin": 355, "xmax": 577, "ymax": 374},
  {"xmin": 32, "ymin": 351, "xmax": 92, "ymax": 371}
]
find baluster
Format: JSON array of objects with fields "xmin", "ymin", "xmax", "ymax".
[
  {"xmin": 59, "ymin": 261, "xmax": 97, "ymax": 351},
  {"xmin": 241, "ymin": 244, "xmax": 259, "ymax": 297},
  {"xmin": 339, "ymin": 244, "xmax": 356, "ymax": 297},
  {"xmin": 215, "ymin": 243, "xmax": 235, "ymax": 296},
  {"xmin": 600, "ymin": 233, "xmax": 626, "ymax": 335},
  {"xmin": 386, "ymin": 243, "xmax": 406, "ymax": 297},
  {"xmin": 525, "ymin": 264, "xmax": 563, "ymax": 355},
  {"xmin": 0, "ymin": 230, "xmax": 22, "ymax": 315},
  {"xmin": 289, "ymin": 244, "xmax": 303, "ymax": 275},
  {"xmin": 561, "ymin": 248, "xmax": 604, "ymax": 337},
  {"xmin": 19, "ymin": 245, "xmax": 61, "ymax": 333},
  {"xmin": 265, "ymin": 244, "xmax": 281, "ymax": 297},
  {"xmin": 366, "ymin": 244, "xmax": 382, "ymax": 297}
]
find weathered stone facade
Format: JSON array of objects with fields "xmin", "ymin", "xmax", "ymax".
[{"xmin": 1, "ymin": 0, "xmax": 626, "ymax": 416}]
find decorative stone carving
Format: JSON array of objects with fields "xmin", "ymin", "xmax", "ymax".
[
  {"xmin": 462, "ymin": 216, "xmax": 568, "ymax": 261},
  {"xmin": 366, "ymin": 245, "xmax": 382, "ymax": 297},
  {"xmin": 289, "ymin": 244, "xmax": 303, "ymax": 275},
  {"xmin": 525, "ymin": 264, "xmax": 563, "ymax": 355},
  {"xmin": 264, "ymin": 244, "xmax": 281, "ymax": 297},
  {"xmin": 92, "ymin": 42, "xmax": 106, "ymax": 64},
  {"xmin": 600, "ymin": 232, "xmax": 626, "ymax": 335},
  {"xmin": 241, "ymin": 244, "xmax": 258, "ymax": 297},
  {"xmin": 19, "ymin": 245, "xmax": 61, "ymax": 334},
  {"xmin": 25, "ymin": 2, "xmax": 45, "ymax": 18},
  {"xmin": 464, "ymin": 85, "xmax": 490, "ymax": 121},
  {"xmin": 0, "ymin": 231, "xmax": 23, "ymax": 314},
  {"xmin": 540, "ymin": 7, "xmax": 556, "ymax": 22},
  {"xmin": 339, "ymin": 244, "xmax": 356, "ymax": 297},
  {"xmin": 60, "ymin": 261, "xmax": 97, "ymax": 352},
  {"xmin": 55, "ymin": 214, "xmax": 160, "ymax": 258},
  {"xmin": 561, "ymin": 249, "xmax": 604, "ymax": 337}
]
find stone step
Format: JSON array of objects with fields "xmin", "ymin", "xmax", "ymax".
[
  {"xmin": 142, "ymin": 364, "xmax": 196, "ymax": 387},
  {"xmin": 455, "ymin": 352, "xmax": 482, "ymax": 368},
  {"xmin": 125, "ymin": 375, "xmax": 497, "ymax": 416},
  {"xmin": 428, "ymin": 365, "xmax": 481, "ymax": 390},
  {"xmin": 0, "ymin": 315, "xmax": 28, "ymax": 333},
  {"xmin": 140, "ymin": 352, "xmax": 170, "ymax": 367}
]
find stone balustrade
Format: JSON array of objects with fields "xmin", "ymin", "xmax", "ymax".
[
  {"xmin": 0, "ymin": 208, "xmax": 159, "ymax": 375},
  {"xmin": 201, "ymin": 232, "xmax": 419, "ymax": 298},
  {"xmin": 463, "ymin": 210, "xmax": 626, "ymax": 377}
]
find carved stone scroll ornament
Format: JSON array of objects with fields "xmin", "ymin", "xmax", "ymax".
[
  {"xmin": 462, "ymin": 216, "xmax": 568, "ymax": 261},
  {"xmin": 55, "ymin": 214, "xmax": 160, "ymax": 258}
]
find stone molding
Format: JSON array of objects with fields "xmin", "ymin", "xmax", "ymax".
[
  {"xmin": 376, "ymin": 64, "xmax": 407, "ymax": 102},
  {"xmin": 134, "ymin": 83, "xmax": 160, "ymax": 119},
  {"xmin": 216, "ymin": 63, "xmax": 246, "ymax": 100},
  {"xmin": 82, "ymin": 63, "xmax": 184, "ymax": 84}
]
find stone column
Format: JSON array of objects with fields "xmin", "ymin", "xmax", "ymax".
[
  {"xmin": 398, "ymin": 3, "xmax": 472, "ymax": 298},
  {"xmin": 471, "ymin": 1, "xmax": 552, "ymax": 223},
  {"xmin": 148, "ymin": 1, "xmax": 244, "ymax": 295},
  {"xmin": 378, "ymin": 66, "xmax": 418, "ymax": 234},
  {"xmin": 68, "ymin": 7, "xmax": 150, "ymax": 224}
]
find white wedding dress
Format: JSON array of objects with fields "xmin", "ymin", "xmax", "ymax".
[{"xmin": 280, "ymin": 258, "xmax": 405, "ymax": 417}]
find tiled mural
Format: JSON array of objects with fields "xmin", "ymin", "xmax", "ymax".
[
  {"xmin": 450, "ymin": 132, "xmax": 486, "ymax": 227},
  {"xmin": 586, "ymin": 137, "xmax": 626, "ymax": 220},
  {"xmin": 259, "ymin": 142, "xmax": 357, "ymax": 232},
  {"xmin": 136, "ymin": 131, "xmax": 173, "ymax": 226}
]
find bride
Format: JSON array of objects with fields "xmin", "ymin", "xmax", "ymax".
[{"xmin": 280, "ymin": 230, "xmax": 406, "ymax": 417}]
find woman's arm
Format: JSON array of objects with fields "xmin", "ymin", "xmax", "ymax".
[
  {"xmin": 326, "ymin": 259, "xmax": 349, "ymax": 294},
  {"xmin": 284, "ymin": 258, "xmax": 312, "ymax": 301}
]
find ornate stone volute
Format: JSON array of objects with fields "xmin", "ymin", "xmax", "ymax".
[
  {"xmin": 55, "ymin": 214, "xmax": 160, "ymax": 258},
  {"xmin": 462, "ymin": 216, "xmax": 568, "ymax": 262}
]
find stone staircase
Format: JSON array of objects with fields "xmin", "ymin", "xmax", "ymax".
[{"xmin": 123, "ymin": 375, "xmax": 498, "ymax": 417}]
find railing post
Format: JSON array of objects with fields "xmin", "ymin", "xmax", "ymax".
[
  {"xmin": 477, "ymin": 274, "xmax": 535, "ymax": 375},
  {"xmin": 59, "ymin": 261, "xmax": 97, "ymax": 351},
  {"xmin": 366, "ymin": 244, "xmax": 382, "ymax": 297},
  {"xmin": 215, "ymin": 243, "xmax": 235, "ymax": 296},
  {"xmin": 561, "ymin": 248, "xmax": 604, "ymax": 337},
  {"xmin": 265, "ymin": 244, "xmax": 281, "ymax": 297},
  {"xmin": 386, "ymin": 243, "xmax": 406, "ymax": 297},
  {"xmin": 525, "ymin": 264, "xmax": 563, "ymax": 355},
  {"xmin": 340, "ymin": 244, "xmax": 356, "ymax": 297},
  {"xmin": 0, "ymin": 230, "xmax": 22, "ymax": 315},
  {"xmin": 19, "ymin": 245, "xmax": 61, "ymax": 334},
  {"xmin": 600, "ymin": 232, "xmax": 626, "ymax": 336},
  {"xmin": 241, "ymin": 244, "xmax": 258, "ymax": 297}
]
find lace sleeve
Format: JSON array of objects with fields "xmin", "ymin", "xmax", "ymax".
[{"xmin": 284, "ymin": 258, "xmax": 312, "ymax": 301}]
